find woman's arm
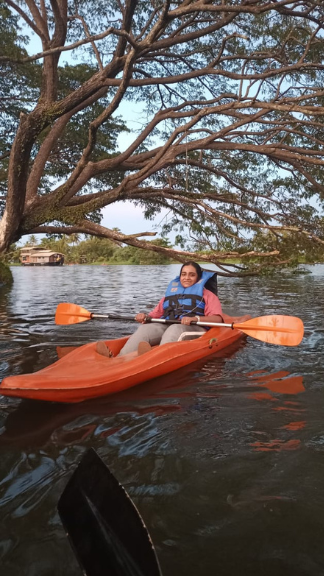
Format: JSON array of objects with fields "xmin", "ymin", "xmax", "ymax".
[
  {"xmin": 201, "ymin": 289, "xmax": 223, "ymax": 322},
  {"xmin": 135, "ymin": 298, "xmax": 165, "ymax": 323},
  {"xmin": 148, "ymin": 298, "xmax": 165, "ymax": 318}
]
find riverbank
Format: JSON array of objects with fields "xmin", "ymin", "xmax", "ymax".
[{"xmin": 0, "ymin": 261, "xmax": 13, "ymax": 285}]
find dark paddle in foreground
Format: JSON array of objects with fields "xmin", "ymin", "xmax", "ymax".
[
  {"xmin": 58, "ymin": 448, "xmax": 162, "ymax": 576},
  {"xmin": 55, "ymin": 302, "xmax": 304, "ymax": 347}
]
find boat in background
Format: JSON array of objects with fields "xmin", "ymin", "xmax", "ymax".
[{"xmin": 20, "ymin": 245, "xmax": 64, "ymax": 266}]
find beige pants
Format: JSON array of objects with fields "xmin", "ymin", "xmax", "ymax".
[{"xmin": 119, "ymin": 323, "xmax": 206, "ymax": 355}]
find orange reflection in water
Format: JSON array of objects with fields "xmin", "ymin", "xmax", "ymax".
[
  {"xmin": 250, "ymin": 439, "xmax": 301, "ymax": 452},
  {"xmin": 281, "ymin": 421, "xmax": 306, "ymax": 431},
  {"xmin": 247, "ymin": 369, "xmax": 306, "ymax": 453},
  {"xmin": 248, "ymin": 392, "xmax": 278, "ymax": 402},
  {"xmin": 272, "ymin": 405, "xmax": 306, "ymax": 413},
  {"xmin": 247, "ymin": 370, "xmax": 305, "ymax": 395}
]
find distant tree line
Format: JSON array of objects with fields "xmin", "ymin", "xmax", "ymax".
[
  {"xmin": 6, "ymin": 235, "xmax": 174, "ymax": 265},
  {"xmin": 6, "ymin": 230, "xmax": 322, "ymax": 270}
]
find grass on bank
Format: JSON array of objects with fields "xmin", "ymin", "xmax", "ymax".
[{"xmin": 0, "ymin": 261, "xmax": 13, "ymax": 285}]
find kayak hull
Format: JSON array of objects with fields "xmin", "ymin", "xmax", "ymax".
[{"xmin": 0, "ymin": 315, "xmax": 249, "ymax": 403}]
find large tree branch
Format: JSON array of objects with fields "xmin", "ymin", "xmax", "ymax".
[{"xmin": 104, "ymin": 61, "xmax": 324, "ymax": 87}]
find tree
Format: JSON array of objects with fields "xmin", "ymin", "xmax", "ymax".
[
  {"xmin": 1, "ymin": 1, "xmax": 324, "ymax": 276},
  {"xmin": 78, "ymin": 236, "xmax": 118, "ymax": 263},
  {"xmin": 26, "ymin": 234, "xmax": 38, "ymax": 246},
  {"xmin": 68, "ymin": 233, "xmax": 80, "ymax": 247},
  {"xmin": 111, "ymin": 237, "xmax": 173, "ymax": 264},
  {"xmin": 2, "ymin": 242, "xmax": 20, "ymax": 263}
]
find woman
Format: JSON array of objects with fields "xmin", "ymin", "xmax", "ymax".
[{"xmin": 97, "ymin": 261, "xmax": 223, "ymax": 357}]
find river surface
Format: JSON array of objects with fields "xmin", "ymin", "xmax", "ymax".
[{"xmin": 0, "ymin": 264, "xmax": 323, "ymax": 576}]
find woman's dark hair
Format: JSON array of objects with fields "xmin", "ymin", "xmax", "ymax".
[{"xmin": 180, "ymin": 261, "xmax": 203, "ymax": 280}]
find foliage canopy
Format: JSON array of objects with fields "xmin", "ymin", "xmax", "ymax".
[{"xmin": 1, "ymin": 0, "xmax": 324, "ymax": 276}]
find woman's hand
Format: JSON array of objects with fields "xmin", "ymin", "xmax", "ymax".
[
  {"xmin": 180, "ymin": 316, "xmax": 198, "ymax": 325},
  {"xmin": 135, "ymin": 313, "xmax": 148, "ymax": 323},
  {"xmin": 180, "ymin": 314, "xmax": 223, "ymax": 326}
]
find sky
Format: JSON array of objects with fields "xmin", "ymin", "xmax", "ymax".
[
  {"xmin": 100, "ymin": 99, "xmax": 171, "ymax": 239},
  {"xmin": 101, "ymin": 198, "xmax": 170, "ymax": 237}
]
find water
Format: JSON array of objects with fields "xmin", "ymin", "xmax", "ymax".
[{"xmin": 0, "ymin": 264, "xmax": 323, "ymax": 576}]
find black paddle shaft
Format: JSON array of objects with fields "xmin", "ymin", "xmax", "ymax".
[{"xmin": 58, "ymin": 448, "xmax": 162, "ymax": 576}]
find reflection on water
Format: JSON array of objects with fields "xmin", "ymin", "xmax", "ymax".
[
  {"xmin": 245, "ymin": 371, "xmax": 306, "ymax": 452},
  {"xmin": 0, "ymin": 264, "xmax": 324, "ymax": 576},
  {"xmin": 247, "ymin": 370, "xmax": 305, "ymax": 394}
]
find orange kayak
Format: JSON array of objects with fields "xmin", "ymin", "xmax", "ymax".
[{"xmin": 0, "ymin": 315, "xmax": 249, "ymax": 403}]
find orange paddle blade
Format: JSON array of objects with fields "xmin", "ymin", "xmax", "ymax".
[
  {"xmin": 233, "ymin": 315, "xmax": 304, "ymax": 346},
  {"xmin": 55, "ymin": 303, "xmax": 92, "ymax": 325}
]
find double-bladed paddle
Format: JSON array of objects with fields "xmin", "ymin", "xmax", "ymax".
[
  {"xmin": 55, "ymin": 303, "xmax": 304, "ymax": 346},
  {"xmin": 58, "ymin": 448, "xmax": 162, "ymax": 576}
]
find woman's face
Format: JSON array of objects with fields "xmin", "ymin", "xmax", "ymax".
[{"xmin": 180, "ymin": 265, "xmax": 199, "ymax": 288}]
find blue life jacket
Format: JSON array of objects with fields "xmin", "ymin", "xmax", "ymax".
[{"xmin": 162, "ymin": 271, "xmax": 216, "ymax": 320}]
